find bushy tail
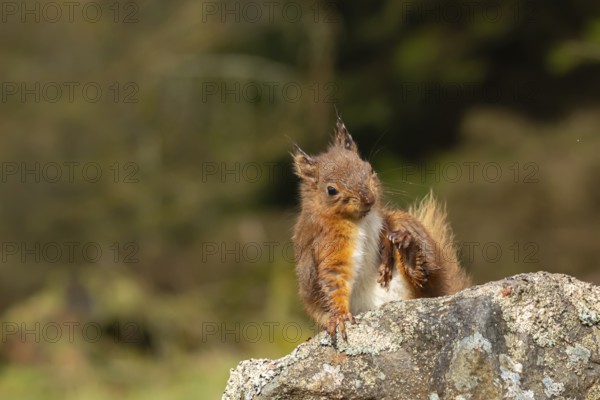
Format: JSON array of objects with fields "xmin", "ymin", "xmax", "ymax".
[{"xmin": 408, "ymin": 191, "xmax": 471, "ymax": 294}]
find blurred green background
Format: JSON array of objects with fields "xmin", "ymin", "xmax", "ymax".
[{"xmin": 1, "ymin": 0, "xmax": 600, "ymax": 398}]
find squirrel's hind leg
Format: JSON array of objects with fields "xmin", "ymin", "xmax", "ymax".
[{"xmin": 380, "ymin": 211, "xmax": 438, "ymax": 295}]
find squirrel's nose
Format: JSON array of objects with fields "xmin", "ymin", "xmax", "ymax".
[{"xmin": 360, "ymin": 190, "xmax": 375, "ymax": 207}]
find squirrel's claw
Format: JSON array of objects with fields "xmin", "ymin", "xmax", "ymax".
[
  {"xmin": 388, "ymin": 230, "xmax": 414, "ymax": 249},
  {"xmin": 387, "ymin": 229, "xmax": 433, "ymax": 287},
  {"xmin": 327, "ymin": 312, "xmax": 355, "ymax": 344}
]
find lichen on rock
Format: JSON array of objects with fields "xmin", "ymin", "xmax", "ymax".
[{"xmin": 222, "ymin": 272, "xmax": 600, "ymax": 400}]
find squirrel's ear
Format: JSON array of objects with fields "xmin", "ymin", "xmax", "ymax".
[
  {"xmin": 292, "ymin": 145, "xmax": 318, "ymax": 183},
  {"xmin": 334, "ymin": 116, "xmax": 358, "ymax": 153}
]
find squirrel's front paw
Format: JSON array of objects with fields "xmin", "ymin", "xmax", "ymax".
[
  {"xmin": 377, "ymin": 261, "xmax": 393, "ymax": 288},
  {"xmin": 388, "ymin": 230, "xmax": 431, "ymax": 288},
  {"xmin": 378, "ymin": 230, "xmax": 394, "ymax": 288},
  {"xmin": 327, "ymin": 312, "xmax": 355, "ymax": 343}
]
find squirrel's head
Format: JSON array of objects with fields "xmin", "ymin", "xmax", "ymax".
[{"xmin": 292, "ymin": 117, "xmax": 382, "ymax": 220}]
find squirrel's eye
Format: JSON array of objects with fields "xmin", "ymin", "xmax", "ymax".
[{"xmin": 326, "ymin": 186, "xmax": 338, "ymax": 196}]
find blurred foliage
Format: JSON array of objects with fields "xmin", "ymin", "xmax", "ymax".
[{"xmin": 1, "ymin": 0, "xmax": 600, "ymax": 398}]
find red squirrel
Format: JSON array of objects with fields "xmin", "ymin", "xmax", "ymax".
[{"xmin": 292, "ymin": 117, "xmax": 471, "ymax": 343}]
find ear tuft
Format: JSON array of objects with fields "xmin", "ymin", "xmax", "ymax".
[
  {"xmin": 291, "ymin": 144, "xmax": 317, "ymax": 183},
  {"xmin": 335, "ymin": 116, "xmax": 358, "ymax": 153}
]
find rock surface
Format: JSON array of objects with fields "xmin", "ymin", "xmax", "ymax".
[{"xmin": 223, "ymin": 272, "xmax": 600, "ymax": 399}]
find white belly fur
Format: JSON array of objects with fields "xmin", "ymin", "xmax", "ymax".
[{"xmin": 348, "ymin": 210, "xmax": 412, "ymax": 315}]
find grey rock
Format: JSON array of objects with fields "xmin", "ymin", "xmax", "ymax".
[{"xmin": 223, "ymin": 272, "xmax": 600, "ymax": 399}]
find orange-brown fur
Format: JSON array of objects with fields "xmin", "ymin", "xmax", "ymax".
[
  {"xmin": 380, "ymin": 206, "xmax": 471, "ymax": 298},
  {"xmin": 292, "ymin": 117, "xmax": 470, "ymax": 342}
]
